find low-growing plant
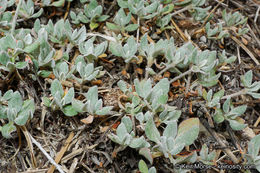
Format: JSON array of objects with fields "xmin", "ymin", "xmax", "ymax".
[
  {"xmin": 240, "ymin": 70, "xmax": 260, "ymax": 99},
  {"xmin": 106, "ymin": 8, "xmax": 138, "ymax": 33},
  {"xmin": 205, "ymin": 9, "xmax": 248, "ymax": 40},
  {"xmin": 53, "ymin": 61, "xmax": 74, "ymax": 81},
  {"xmin": 43, "ymin": 79, "xmax": 79, "ymax": 116},
  {"xmin": 109, "ymin": 36, "xmax": 138, "ymax": 63},
  {"xmin": 73, "ymin": 86, "xmax": 113, "ymax": 115},
  {"xmin": 19, "ymin": 0, "xmax": 43, "ymax": 19},
  {"xmin": 174, "ymin": 0, "xmax": 210, "ymax": 21},
  {"xmin": 213, "ymin": 97, "xmax": 247, "ymax": 130},
  {"xmin": 0, "ymin": 90, "xmax": 35, "ymax": 138},
  {"xmin": 198, "ymin": 144, "xmax": 216, "ymax": 165},
  {"xmin": 245, "ymin": 134, "xmax": 260, "ymax": 172},
  {"xmin": 79, "ymin": 37, "xmax": 108, "ymax": 62},
  {"xmin": 71, "ymin": 56, "xmax": 101, "ymax": 85},
  {"xmin": 70, "ymin": 0, "xmax": 109, "ymax": 30}
]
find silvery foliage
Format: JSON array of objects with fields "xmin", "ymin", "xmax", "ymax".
[
  {"xmin": 19, "ymin": 0, "xmax": 43, "ymax": 19},
  {"xmin": 205, "ymin": 10, "xmax": 248, "ymax": 40},
  {"xmin": 70, "ymin": 0, "xmax": 109, "ymax": 30},
  {"xmin": 79, "ymin": 36, "xmax": 108, "ymax": 62},
  {"xmin": 202, "ymin": 89, "xmax": 224, "ymax": 108},
  {"xmin": 174, "ymin": 0, "xmax": 210, "ymax": 21},
  {"xmin": 0, "ymin": 90, "xmax": 35, "ymax": 138},
  {"xmin": 213, "ymin": 97, "xmax": 247, "ymax": 131},
  {"xmin": 217, "ymin": 50, "xmax": 237, "ymax": 65},
  {"xmin": 199, "ymin": 144, "xmax": 216, "ymax": 165},
  {"xmin": 72, "ymin": 86, "xmax": 113, "ymax": 115},
  {"xmin": 112, "ymin": 78, "xmax": 200, "ymax": 166},
  {"xmin": 118, "ymin": 0, "xmax": 160, "ymax": 19},
  {"xmin": 245, "ymin": 134, "xmax": 260, "ymax": 172},
  {"xmin": 53, "ymin": 61, "xmax": 74, "ymax": 81},
  {"xmin": 43, "ymin": 79, "xmax": 79, "ymax": 116},
  {"xmin": 0, "ymin": 28, "xmax": 44, "ymax": 72},
  {"xmin": 108, "ymin": 116, "xmax": 150, "ymax": 149},
  {"xmin": 44, "ymin": 82, "xmax": 113, "ymax": 117},
  {"xmin": 163, "ymin": 40, "xmax": 221, "ymax": 87},
  {"xmin": 109, "ymin": 36, "xmax": 138, "ymax": 63},
  {"xmin": 118, "ymin": 78, "xmax": 181, "ymax": 118},
  {"xmin": 40, "ymin": 0, "xmax": 74, "ymax": 7},
  {"xmin": 117, "ymin": 0, "xmax": 174, "ymax": 30},
  {"xmin": 71, "ymin": 55, "xmax": 101, "ymax": 84},
  {"xmin": 139, "ymin": 34, "xmax": 172, "ymax": 67},
  {"xmin": 106, "ymin": 8, "xmax": 138, "ymax": 32},
  {"xmin": 0, "ymin": 0, "xmax": 15, "ymax": 27},
  {"xmin": 44, "ymin": 19, "xmax": 72, "ymax": 44},
  {"xmin": 138, "ymin": 160, "xmax": 157, "ymax": 173},
  {"xmin": 240, "ymin": 70, "xmax": 260, "ymax": 99}
]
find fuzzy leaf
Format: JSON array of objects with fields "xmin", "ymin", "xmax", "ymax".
[
  {"xmin": 145, "ymin": 117, "xmax": 160, "ymax": 143},
  {"xmin": 175, "ymin": 118, "xmax": 200, "ymax": 146},
  {"xmin": 63, "ymin": 105, "xmax": 78, "ymax": 116}
]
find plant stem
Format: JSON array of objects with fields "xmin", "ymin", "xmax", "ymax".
[
  {"xmin": 11, "ymin": 0, "xmax": 23, "ymax": 35},
  {"xmin": 158, "ymin": 63, "xmax": 176, "ymax": 76},
  {"xmin": 169, "ymin": 68, "xmax": 193, "ymax": 84},
  {"xmin": 221, "ymin": 89, "xmax": 246, "ymax": 100},
  {"xmin": 136, "ymin": 17, "xmax": 140, "ymax": 44}
]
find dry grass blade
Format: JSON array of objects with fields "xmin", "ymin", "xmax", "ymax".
[
  {"xmin": 47, "ymin": 132, "xmax": 74, "ymax": 173},
  {"xmin": 231, "ymin": 35, "xmax": 260, "ymax": 65},
  {"xmin": 20, "ymin": 126, "xmax": 37, "ymax": 168},
  {"xmin": 29, "ymin": 133, "xmax": 65, "ymax": 173}
]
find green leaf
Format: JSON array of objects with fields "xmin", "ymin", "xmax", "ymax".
[
  {"xmin": 248, "ymin": 134, "xmax": 260, "ymax": 159},
  {"xmin": 163, "ymin": 121, "xmax": 177, "ymax": 139},
  {"xmin": 38, "ymin": 70, "xmax": 52, "ymax": 78},
  {"xmin": 1, "ymin": 122, "xmax": 16, "ymax": 139},
  {"xmin": 125, "ymin": 24, "xmax": 139, "ymax": 32},
  {"xmin": 24, "ymin": 41, "xmax": 40, "ymax": 53},
  {"xmin": 15, "ymin": 61, "xmax": 28, "ymax": 69},
  {"xmin": 42, "ymin": 97, "xmax": 51, "ymax": 107},
  {"xmin": 86, "ymin": 86, "xmax": 98, "ymax": 108},
  {"xmin": 117, "ymin": 80, "xmax": 128, "ymax": 93},
  {"xmin": 97, "ymin": 15, "xmax": 109, "ymax": 22},
  {"xmin": 117, "ymin": 123, "xmax": 128, "ymax": 141},
  {"xmin": 241, "ymin": 70, "xmax": 252, "ymax": 87},
  {"xmin": 51, "ymin": 0, "xmax": 65, "ymax": 7},
  {"xmin": 62, "ymin": 87, "xmax": 74, "ymax": 105},
  {"xmin": 228, "ymin": 105, "xmax": 247, "ymax": 117},
  {"xmin": 122, "ymin": 116, "xmax": 132, "ymax": 133},
  {"xmin": 90, "ymin": 21, "xmax": 99, "ymax": 30},
  {"xmin": 15, "ymin": 99, "xmax": 35, "ymax": 126},
  {"xmin": 152, "ymin": 78, "xmax": 169, "ymax": 96},
  {"xmin": 8, "ymin": 91, "xmax": 23, "ymax": 112},
  {"xmin": 213, "ymin": 109, "xmax": 224, "ymax": 123},
  {"xmin": 129, "ymin": 136, "xmax": 149, "ymax": 148},
  {"xmin": 139, "ymin": 160, "xmax": 149, "ymax": 173},
  {"xmin": 145, "ymin": 117, "xmax": 160, "ymax": 143},
  {"xmin": 72, "ymin": 99, "xmax": 85, "ymax": 113},
  {"xmin": 175, "ymin": 118, "xmax": 200, "ymax": 146},
  {"xmin": 51, "ymin": 79, "xmax": 64, "ymax": 99},
  {"xmin": 95, "ymin": 106, "xmax": 113, "ymax": 115},
  {"xmin": 223, "ymin": 98, "xmax": 230, "ymax": 113},
  {"xmin": 63, "ymin": 105, "xmax": 78, "ymax": 116},
  {"xmin": 139, "ymin": 148, "xmax": 153, "ymax": 164},
  {"xmin": 247, "ymin": 92, "xmax": 260, "ymax": 99},
  {"xmin": 228, "ymin": 119, "xmax": 247, "ymax": 131},
  {"xmin": 0, "ymin": 51, "xmax": 10, "ymax": 66},
  {"xmin": 106, "ymin": 22, "xmax": 121, "ymax": 31}
]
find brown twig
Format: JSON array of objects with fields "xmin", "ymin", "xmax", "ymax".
[{"xmin": 47, "ymin": 132, "xmax": 74, "ymax": 173}]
